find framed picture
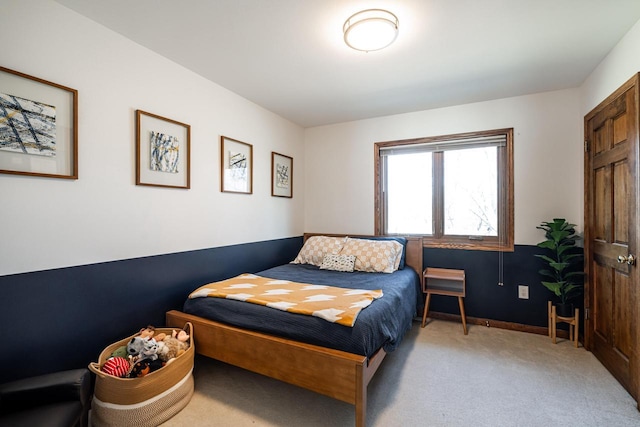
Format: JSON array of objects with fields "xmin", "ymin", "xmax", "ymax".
[
  {"xmin": 221, "ymin": 135, "xmax": 253, "ymax": 194},
  {"xmin": 136, "ymin": 110, "xmax": 190, "ymax": 189},
  {"xmin": 0, "ymin": 66, "xmax": 78, "ymax": 179},
  {"xmin": 271, "ymin": 152, "xmax": 293, "ymax": 198}
]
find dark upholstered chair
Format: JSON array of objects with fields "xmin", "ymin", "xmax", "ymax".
[{"xmin": 0, "ymin": 368, "xmax": 91, "ymax": 427}]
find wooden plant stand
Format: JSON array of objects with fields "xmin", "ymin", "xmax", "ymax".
[{"xmin": 548, "ymin": 301, "xmax": 579, "ymax": 347}]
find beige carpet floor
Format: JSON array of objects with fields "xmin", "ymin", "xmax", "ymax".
[{"xmin": 161, "ymin": 319, "xmax": 640, "ymax": 426}]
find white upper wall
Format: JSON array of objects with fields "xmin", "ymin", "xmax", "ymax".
[
  {"xmin": 572, "ymin": 17, "xmax": 640, "ymax": 243},
  {"xmin": 3, "ymin": 2, "xmax": 638, "ymax": 276},
  {"xmin": 303, "ymin": 17, "xmax": 640, "ymax": 248},
  {"xmin": 581, "ymin": 18, "xmax": 640, "ymax": 115},
  {"xmin": 304, "ymin": 89, "xmax": 583, "ymax": 246},
  {"xmin": 0, "ymin": 0, "xmax": 305, "ymax": 276}
]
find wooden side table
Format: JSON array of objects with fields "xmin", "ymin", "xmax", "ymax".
[
  {"xmin": 548, "ymin": 301, "xmax": 579, "ymax": 347},
  {"xmin": 421, "ymin": 267, "xmax": 467, "ymax": 334}
]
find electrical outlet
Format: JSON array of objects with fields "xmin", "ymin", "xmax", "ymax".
[{"xmin": 518, "ymin": 285, "xmax": 529, "ymax": 299}]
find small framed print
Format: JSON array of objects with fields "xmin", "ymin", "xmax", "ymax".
[
  {"xmin": 0, "ymin": 66, "xmax": 78, "ymax": 179},
  {"xmin": 271, "ymin": 151, "xmax": 292, "ymax": 198},
  {"xmin": 221, "ymin": 135, "xmax": 253, "ymax": 194},
  {"xmin": 136, "ymin": 110, "xmax": 190, "ymax": 189}
]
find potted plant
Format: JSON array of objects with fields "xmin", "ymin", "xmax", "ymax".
[{"xmin": 535, "ymin": 218, "xmax": 584, "ymax": 317}]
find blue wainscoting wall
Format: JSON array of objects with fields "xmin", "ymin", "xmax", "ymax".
[
  {"xmin": 0, "ymin": 237, "xmax": 578, "ymax": 383},
  {"xmin": 0, "ymin": 237, "xmax": 303, "ymax": 382},
  {"xmin": 423, "ymin": 245, "xmax": 583, "ymax": 329}
]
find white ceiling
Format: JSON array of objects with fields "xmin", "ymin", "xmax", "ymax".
[{"xmin": 55, "ymin": 0, "xmax": 640, "ymax": 128}]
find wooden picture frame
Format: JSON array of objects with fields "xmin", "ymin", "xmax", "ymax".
[
  {"xmin": 0, "ymin": 66, "xmax": 78, "ymax": 179},
  {"xmin": 221, "ymin": 135, "xmax": 252, "ymax": 194},
  {"xmin": 136, "ymin": 110, "xmax": 190, "ymax": 189},
  {"xmin": 271, "ymin": 152, "xmax": 292, "ymax": 198}
]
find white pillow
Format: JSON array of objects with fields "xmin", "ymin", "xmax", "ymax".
[{"xmin": 319, "ymin": 254, "xmax": 356, "ymax": 272}]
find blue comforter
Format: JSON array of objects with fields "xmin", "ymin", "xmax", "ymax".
[{"xmin": 183, "ymin": 263, "xmax": 421, "ymax": 357}]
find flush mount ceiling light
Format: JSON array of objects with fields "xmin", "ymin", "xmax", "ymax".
[{"xmin": 343, "ymin": 9, "xmax": 399, "ymax": 52}]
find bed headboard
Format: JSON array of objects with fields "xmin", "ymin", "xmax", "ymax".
[{"xmin": 302, "ymin": 233, "xmax": 424, "ymax": 280}]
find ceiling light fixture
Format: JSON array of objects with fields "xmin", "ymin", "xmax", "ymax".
[{"xmin": 343, "ymin": 9, "xmax": 399, "ymax": 52}]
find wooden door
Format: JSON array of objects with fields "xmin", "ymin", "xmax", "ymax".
[{"xmin": 584, "ymin": 73, "xmax": 639, "ymax": 404}]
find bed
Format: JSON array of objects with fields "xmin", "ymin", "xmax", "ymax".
[{"xmin": 166, "ymin": 233, "xmax": 423, "ymax": 427}]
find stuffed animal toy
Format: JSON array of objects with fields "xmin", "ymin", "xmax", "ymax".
[
  {"xmin": 138, "ymin": 326, "xmax": 156, "ymax": 339},
  {"xmin": 102, "ymin": 356, "xmax": 130, "ymax": 378},
  {"xmin": 137, "ymin": 325, "xmax": 167, "ymax": 341},
  {"xmin": 127, "ymin": 336, "xmax": 146, "ymax": 358},
  {"xmin": 156, "ymin": 334, "xmax": 188, "ymax": 362},
  {"xmin": 173, "ymin": 329, "xmax": 189, "ymax": 343},
  {"xmin": 127, "ymin": 358, "xmax": 164, "ymax": 378},
  {"xmin": 110, "ymin": 345, "xmax": 128, "ymax": 359},
  {"xmin": 138, "ymin": 338, "xmax": 159, "ymax": 361}
]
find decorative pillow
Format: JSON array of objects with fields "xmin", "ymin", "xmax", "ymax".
[
  {"xmin": 340, "ymin": 238, "xmax": 403, "ymax": 273},
  {"xmin": 350, "ymin": 236, "xmax": 407, "ymax": 269},
  {"xmin": 291, "ymin": 236, "xmax": 347, "ymax": 266},
  {"xmin": 319, "ymin": 254, "xmax": 356, "ymax": 272}
]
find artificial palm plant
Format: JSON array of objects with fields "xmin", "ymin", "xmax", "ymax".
[{"xmin": 535, "ymin": 218, "xmax": 584, "ymax": 313}]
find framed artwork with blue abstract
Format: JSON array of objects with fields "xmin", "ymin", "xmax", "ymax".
[
  {"xmin": 221, "ymin": 135, "xmax": 252, "ymax": 194},
  {"xmin": 136, "ymin": 109, "xmax": 190, "ymax": 189},
  {"xmin": 271, "ymin": 151, "xmax": 292, "ymax": 198},
  {"xmin": 0, "ymin": 66, "xmax": 77, "ymax": 179}
]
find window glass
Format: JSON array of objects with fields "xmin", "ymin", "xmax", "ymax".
[
  {"xmin": 444, "ymin": 146, "xmax": 497, "ymax": 236},
  {"xmin": 387, "ymin": 152, "xmax": 432, "ymax": 234}
]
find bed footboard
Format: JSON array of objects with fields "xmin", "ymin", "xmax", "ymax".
[{"xmin": 166, "ymin": 309, "xmax": 384, "ymax": 426}]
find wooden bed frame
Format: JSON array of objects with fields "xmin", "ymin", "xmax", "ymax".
[{"xmin": 166, "ymin": 233, "xmax": 423, "ymax": 427}]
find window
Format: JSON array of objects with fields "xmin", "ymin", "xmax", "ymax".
[{"xmin": 375, "ymin": 128, "xmax": 514, "ymax": 251}]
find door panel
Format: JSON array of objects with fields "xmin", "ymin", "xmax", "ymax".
[
  {"xmin": 615, "ymin": 271, "xmax": 631, "ymax": 355},
  {"xmin": 594, "ymin": 124, "xmax": 606, "ymax": 154},
  {"xmin": 614, "ymin": 161, "xmax": 629, "ymax": 242},
  {"xmin": 585, "ymin": 74, "xmax": 638, "ymax": 403},
  {"xmin": 593, "ymin": 166, "xmax": 609, "ymax": 240},
  {"xmin": 614, "ymin": 114, "xmax": 628, "ymax": 145},
  {"xmin": 593, "ymin": 262, "xmax": 611, "ymax": 340}
]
